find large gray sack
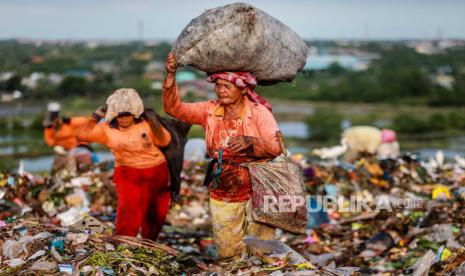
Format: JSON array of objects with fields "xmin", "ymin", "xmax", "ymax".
[{"xmin": 172, "ymin": 2, "xmax": 308, "ymax": 85}]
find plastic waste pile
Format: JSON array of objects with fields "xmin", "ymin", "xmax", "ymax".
[
  {"xmin": 293, "ymin": 151, "xmax": 465, "ymax": 275},
  {"xmin": 0, "ymin": 218, "xmax": 205, "ymax": 275},
  {"xmin": 0, "ymin": 168, "xmax": 116, "ymax": 228},
  {"xmin": 3, "ymin": 150, "xmax": 465, "ymax": 274}
]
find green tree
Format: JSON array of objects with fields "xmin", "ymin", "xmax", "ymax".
[
  {"xmin": 327, "ymin": 62, "xmax": 346, "ymax": 76},
  {"xmin": 392, "ymin": 113, "xmax": 430, "ymax": 134},
  {"xmin": 428, "ymin": 113, "xmax": 448, "ymax": 131},
  {"xmin": 305, "ymin": 110, "xmax": 343, "ymax": 141},
  {"xmin": 57, "ymin": 76, "xmax": 88, "ymax": 97},
  {"xmin": 5, "ymin": 75, "xmax": 22, "ymax": 91}
]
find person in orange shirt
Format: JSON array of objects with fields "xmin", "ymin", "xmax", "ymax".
[
  {"xmin": 77, "ymin": 88, "xmax": 172, "ymax": 241},
  {"xmin": 43, "ymin": 102, "xmax": 91, "ymax": 174},
  {"xmin": 163, "ymin": 53, "xmax": 282, "ymax": 261}
]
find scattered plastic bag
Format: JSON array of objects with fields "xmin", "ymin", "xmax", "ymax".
[
  {"xmin": 243, "ymin": 235, "xmax": 307, "ymax": 265},
  {"xmin": 2, "ymin": 232, "xmax": 51, "ymax": 259},
  {"xmin": 31, "ymin": 261, "xmax": 57, "ymax": 271},
  {"xmin": 69, "ymin": 216, "xmax": 108, "ymax": 234},
  {"xmin": 6, "ymin": 258, "xmax": 25, "ymax": 268},
  {"xmin": 57, "ymin": 207, "xmax": 84, "ymax": 226},
  {"xmin": 411, "ymin": 250, "xmax": 436, "ymax": 276},
  {"xmin": 66, "ymin": 233, "xmax": 89, "ymax": 245}
]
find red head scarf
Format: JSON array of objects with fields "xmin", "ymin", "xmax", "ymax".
[{"xmin": 207, "ymin": 72, "xmax": 272, "ymax": 112}]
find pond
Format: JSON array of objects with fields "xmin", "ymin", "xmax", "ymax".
[
  {"xmin": 304, "ymin": 54, "xmax": 375, "ymax": 71},
  {"xmin": 278, "ymin": 121, "xmax": 309, "ymax": 139},
  {"xmin": 4, "ymin": 121, "xmax": 465, "ymax": 172},
  {"xmin": 21, "ymin": 151, "xmax": 114, "ymax": 172}
]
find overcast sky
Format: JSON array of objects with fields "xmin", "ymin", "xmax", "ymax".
[{"xmin": 1, "ymin": 0, "xmax": 464, "ymax": 41}]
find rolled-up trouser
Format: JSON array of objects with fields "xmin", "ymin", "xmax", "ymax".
[
  {"xmin": 210, "ymin": 198, "xmax": 275, "ymax": 259},
  {"xmin": 113, "ymin": 162, "xmax": 170, "ymax": 241}
]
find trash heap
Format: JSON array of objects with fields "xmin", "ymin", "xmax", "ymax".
[
  {"xmin": 0, "ymin": 218, "xmax": 205, "ymax": 275},
  {"xmin": 287, "ymin": 152, "xmax": 465, "ymax": 275},
  {"xmin": 0, "ymin": 168, "xmax": 116, "ymax": 227},
  {"xmin": 3, "ymin": 151, "xmax": 465, "ymax": 274},
  {"xmin": 161, "ymin": 161, "xmax": 215, "ymax": 262}
]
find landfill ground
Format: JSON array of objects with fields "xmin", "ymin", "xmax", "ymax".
[{"xmin": 2, "ymin": 152, "xmax": 465, "ymax": 275}]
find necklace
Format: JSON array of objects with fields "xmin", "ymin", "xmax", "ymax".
[{"xmin": 220, "ymin": 102, "xmax": 246, "ymax": 141}]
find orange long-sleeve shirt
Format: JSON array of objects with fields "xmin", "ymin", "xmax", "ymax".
[
  {"xmin": 44, "ymin": 117, "xmax": 88, "ymax": 150},
  {"xmin": 163, "ymin": 85, "xmax": 282, "ymax": 159},
  {"xmin": 76, "ymin": 118, "xmax": 171, "ymax": 169}
]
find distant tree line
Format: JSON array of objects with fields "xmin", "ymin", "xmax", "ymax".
[
  {"xmin": 260, "ymin": 45, "xmax": 465, "ymax": 107},
  {"xmin": 2, "ymin": 40, "xmax": 465, "ymax": 106}
]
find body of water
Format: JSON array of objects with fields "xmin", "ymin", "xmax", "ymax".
[
  {"xmin": 304, "ymin": 54, "xmax": 375, "ymax": 71},
  {"xmin": 21, "ymin": 151, "xmax": 114, "ymax": 172},
  {"xmin": 4, "ymin": 121, "xmax": 465, "ymax": 172},
  {"xmin": 278, "ymin": 121, "xmax": 309, "ymax": 139}
]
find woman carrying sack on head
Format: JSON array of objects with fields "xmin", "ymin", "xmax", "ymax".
[
  {"xmin": 77, "ymin": 88, "xmax": 171, "ymax": 241},
  {"xmin": 162, "ymin": 53, "xmax": 282, "ymax": 261}
]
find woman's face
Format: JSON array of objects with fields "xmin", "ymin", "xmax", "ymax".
[
  {"xmin": 116, "ymin": 114, "xmax": 135, "ymax": 128},
  {"xmin": 215, "ymin": 79, "xmax": 245, "ymax": 106}
]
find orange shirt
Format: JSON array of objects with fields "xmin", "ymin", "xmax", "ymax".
[
  {"xmin": 77, "ymin": 119, "xmax": 171, "ymax": 169},
  {"xmin": 211, "ymin": 104, "xmax": 248, "ymax": 159},
  {"xmin": 44, "ymin": 117, "xmax": 87, "ymax": 150},
  {"xmin": 210, "ymin": 116, "xmax": 253, "ymax": 202},
  {"xmin": 163, "ymin": 85, "xmax": 282, "ymax": 159}
]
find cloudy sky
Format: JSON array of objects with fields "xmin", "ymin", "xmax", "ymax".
[{"xmin": 0, "ymin": 0, "xmax": 464, "ymax": 40}]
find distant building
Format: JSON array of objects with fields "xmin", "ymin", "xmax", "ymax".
[
  {"xmin": 21, "ymin": 72, "xmax": 45, "ymax": 89},
  {"xmin": 0, "ymin": 72, "xmax": 14, "ymax": 81},
  {"xmin": 149, "ymin": 78, "xmax": 213, "ymax": 97},
  {"xmin": 431, "ymin": 73, "xmax": 455, "ymax": 90},
  {"xmin": 150, "ymin": 81, "xmax": 163, "ymax": 90},
  {"xmin": 438, "ymin": 39, "xmax": 465, "ymax": 49},
  {"xmin": 144, "ymin": 61, "xmax": 165, "ymax": 81},
  {"xmin": 178, "ymin": 79, "xmax": 215, "ymax": 99},
  {"xmin": 143, "ymin": 71, "xmax": 164, "ymax": 81},
  {"xmin": 92, "ymin": 61, "xmax": 116, "ymax": 74},
  {"xmin": 145, "ymin": 61, "xmax": 164, "ymax": 72},
  {"xmin": 48, "ymin": 73, "xmax": 64, "ymax": 85},
  {"xmin": 1, "ymin": 90, "xmax": 22, "ymax": 102},
  {"xmin": 86, "ymin": 41, "xmax": 100, "ymax": 49},
  {"xmin": 65, "ymin": 69, "xmax": 94, "ymax": 81},
  {"xmin": 176, "ymin": 71, "xmax": 197, "ymax": 83},
  {"xmin": 30, "ymin": 56, "xmax": 44, "ymax": 64},
  {"xmin": 132, "ymin": 51, "xmax": 153, "ymax": 61},
  {"xmin": 413, "ymin": 42, "xmax": 439, "ymax": 55},
  {"xmin": 407, "ymin": 39, "xmax": 465, "ymax": 55}
]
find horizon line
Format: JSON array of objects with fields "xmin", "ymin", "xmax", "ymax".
[{"xmin": 2, "ymin": 37, "xmax": 465, "ymax": 43}]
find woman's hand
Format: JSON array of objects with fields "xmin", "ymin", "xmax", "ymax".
[
  {"xmin": 92, "ymin": 105, "xmax": 106, "ymax": 121},
  {"xmin": 163, "ymin": 53, "xmax": 177, "ymax": 89},
  {"xmin": 165, "ymin": 52, "xmax": 177, "ymax": 74},
  {"xmin": 228, "ymin": 136, "xmax": 255, "ymax": 155},
  {"xmin": 144, "ymin": 109, "xmax": 162, "ymax": 129}
]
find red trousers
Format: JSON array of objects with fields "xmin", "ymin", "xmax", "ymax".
[{"xmin": 113, "ymin": 162, "xmax": 170, "ymax": 241}]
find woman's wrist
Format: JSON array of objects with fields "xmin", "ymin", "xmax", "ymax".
[
  {"xmin": 91, "ymin": 113, "xmax": 102, "ymax": 121},
  {"xmin": 163, "ymin": 75, "xmax": 176, "ymax": 89}
]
